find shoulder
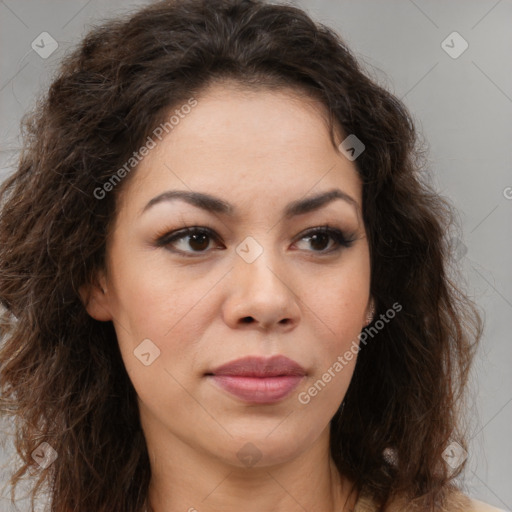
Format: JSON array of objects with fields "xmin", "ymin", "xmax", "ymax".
[
  {"xmin": 469, "ymin": 497, "xmax": 508, "ymax": 512},
  {"xmin": 446, "ymin": 491, "xmax": 507, "ymax": 512},
  {"xmin": 354, "ymin": 492, "xmax": 507, "ymax": 512}
]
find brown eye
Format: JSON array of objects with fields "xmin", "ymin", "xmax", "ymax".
[
  {"xmin": 156, "ymin": 227, "xmax": 222, "ymax": 256},
  {"xmin": 294, "ymin": 226, "xmax": 355, "ymax": 254},
  {"xmin": 188, "ymin": 233, "xmax": 210, "ymax": 251},
  {"xmin": 307, "ymin": 232, "xmax": 331, "ymax": 251}
]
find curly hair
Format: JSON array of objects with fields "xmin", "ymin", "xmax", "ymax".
[{"xmin": 0, "ymin": 0, "xmax": 482, "ymax": 511}]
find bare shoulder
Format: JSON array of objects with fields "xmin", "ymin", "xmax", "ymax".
[
  {"xmin": 354, "ymin": 491, "xmax": 508, "ymax": 512},
  {"xmin": 442, "ymin": 492, "xmax": 507, "ymax": 512},
  {"xmin": 469, "ymin": 497, "xmax": 509, "ymax": 512}
]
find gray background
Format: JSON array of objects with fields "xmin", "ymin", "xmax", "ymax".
[{"xmin": 0, "ymin": 0, "xmax": 511, "ymax": 511}]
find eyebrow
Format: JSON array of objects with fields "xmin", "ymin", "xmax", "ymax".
[{"xmin": 141, "ymin": 188, "xmax": 360, "ymax": 218}]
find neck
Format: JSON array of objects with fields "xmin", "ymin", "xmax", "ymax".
[{"xmin": 144, "ymin": 421, "xmax": 356, "ymax": 512}]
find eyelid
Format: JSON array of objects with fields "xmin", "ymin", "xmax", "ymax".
[
  {"xmin": 154, "ymin": 223, "xmax": 357, "ymax": 256},
  {"xmin": 292, "ymin": 225, "xmax": 357, "ymax": 251},
  {"xmin": 154, "ymin": 226, "xmax": 221, "ymax": 248}
]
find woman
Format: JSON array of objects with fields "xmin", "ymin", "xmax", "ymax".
[{"xmin": 0, "ymin": 0, "xmax": 500, "ymax": 511}]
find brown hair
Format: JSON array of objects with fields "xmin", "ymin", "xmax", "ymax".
[{"xmin": 0, "ymin": 0, "xmax": 482, "ymax": 511}]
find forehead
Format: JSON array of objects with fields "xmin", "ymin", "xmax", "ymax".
[
  {"xmin": 181, "ymin": 81, "xmax": 336, "ymax": 149},
  {"xmin": 116, "ymin": 82, "xmax": 362, "ymax": 219}
]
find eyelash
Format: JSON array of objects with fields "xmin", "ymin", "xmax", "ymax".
[{"xmin": 154, "ymin": 224, "xmax": 356, "ymax": 258}]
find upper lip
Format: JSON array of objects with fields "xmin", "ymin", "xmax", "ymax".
[{"xmin": 207, "ymin": 355, "xmax": 307, "ymax": 377}]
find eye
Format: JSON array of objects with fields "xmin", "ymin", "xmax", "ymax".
[
  {"xmin": 155, "ymin": 224, "xmax": 356, "ymax": 257},
  {"xmin": 155, "ymin": 227, "xmax": 223, "ymax": 256},
  {"xmin": 293, "ymin": 225, "xmax": 356, "ymax": 253}
]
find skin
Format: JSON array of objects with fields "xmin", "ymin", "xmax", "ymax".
[{"xmin": 83, "ymin": 81, "xmax": 374, "ymax": 512}]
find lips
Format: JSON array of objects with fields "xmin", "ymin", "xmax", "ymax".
[
  {"xmin": 209, "ymin": 355, "xmax": 307, "ymax": 377},
  {"xmin": 206, "ymin": 355, "xmax": 306, "ymax": 404}
]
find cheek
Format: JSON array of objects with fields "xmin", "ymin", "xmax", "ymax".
[
  {"xmin": 293, "ymin": 347, "xmax": 357, "ymax": 447},
  {"xmin": 298, "ymin": 261, "xmax": 369, "ymax": 398},
  {"xmin": 305, "ymin": 264, "xmax": 370, "ymax": 343},
  {"xmin": 107, "ymin": 249, "xmax": 218, "ymax": 340},
  {"xmin": 106, "ymin": 266, "xmax": 213, "ymax": 402}
]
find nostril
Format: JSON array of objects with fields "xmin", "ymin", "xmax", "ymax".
[{"xmin": 241, "ymin": 317, "xmax": 254, "ymax": 324}]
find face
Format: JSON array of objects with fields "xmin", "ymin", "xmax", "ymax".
[{"xmin": 84, "ymin": 82, "xmax": 373, "ymax": 469}]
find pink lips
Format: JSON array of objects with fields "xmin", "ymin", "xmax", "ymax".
[{"xmin": 206, "ymin": 355, "xmax": 306, "ymax": 404}]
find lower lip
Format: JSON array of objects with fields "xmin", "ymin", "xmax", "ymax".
[{"xmin": 209, "ymin": 375, "xmax": 304, "ymax": 404}]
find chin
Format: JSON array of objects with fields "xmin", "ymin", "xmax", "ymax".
[{"xmin": 221, "ymin": 429, "xmax": 316, "ymax": 469}]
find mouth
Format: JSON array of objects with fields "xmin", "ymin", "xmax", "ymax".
[{"xmin": 205, "ymin": 355, "xmax": 307, "ymax": 404}]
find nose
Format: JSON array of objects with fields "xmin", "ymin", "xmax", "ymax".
[{"xmin": 221, "ymin": 246, "xmax": 301, "ymax": 332}]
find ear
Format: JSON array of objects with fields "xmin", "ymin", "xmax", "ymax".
[
  {"xmin": 364, "ymin": 298, "xmax": 375, "ymax": 326},
  {"xmin": 79, "ymin": 270, "xmax": 113, "ymax": 322}
]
